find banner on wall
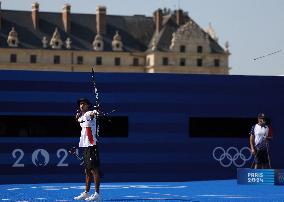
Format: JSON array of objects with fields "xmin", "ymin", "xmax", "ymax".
[{"xmin": 237, "ymin": 168, "xmax": 284, "ymax": 185}]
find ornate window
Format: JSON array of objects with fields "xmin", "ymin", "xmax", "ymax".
[
  {"xmin": 50, "ymin": 28, "xmax": 63, "ymax": 49},
  {"xmin": 7, "ymin": 27, "xmax": 19, "ymax": 47},
  {"xmin": 93, "ymin": 34, "xmax": 104, "ymax": 51},
  {"xmin": 112, "ymin": 31, "xmax": 123, "ymax": 51}
]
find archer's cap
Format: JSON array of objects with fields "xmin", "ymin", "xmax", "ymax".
[
  {"xmin": 257, "ymin": 113, "xmax": 265, "ymax": 118},
  {"xmin": 77, "ymin": 98, "xmax": 91, "ymax": 106}
]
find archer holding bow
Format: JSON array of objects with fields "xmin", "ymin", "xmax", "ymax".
[{"xmin": 73, "ymin": 97, "xmax": 101, "ymax": 201}]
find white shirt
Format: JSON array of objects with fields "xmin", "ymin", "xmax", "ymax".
[
  {"xmin": 78, "ymin": 110, "xmax": 98, "ymax": 147},
  {"xmin": 250, "ymin": 124, "xmax": 270, "ymax": 150}
]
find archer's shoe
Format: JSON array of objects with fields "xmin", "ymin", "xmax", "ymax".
[
  {"xmin": 74, "ymin": 191, "xmax": 89, "ymax": 200},
  {"xmin": 85, "ymin": 192, "xmax": 100, "ymax": 201}
]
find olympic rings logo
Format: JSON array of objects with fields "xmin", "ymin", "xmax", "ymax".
[{"xmin": 212, "ymin": 147, "xmax": 252, "ymax": 168}]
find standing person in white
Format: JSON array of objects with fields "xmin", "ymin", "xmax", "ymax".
[
  {"xmin": 74, "ymin": 98, "xmax": 101, "ymax": 201},
  {"xmin": 250, "ymin": 113, "xmax": 273, "ymax": 169}
]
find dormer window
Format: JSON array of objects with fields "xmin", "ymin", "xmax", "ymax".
[
  {"xmin": 112, "ymin": 31, "xmax": 123, "ymax": 51},
  {"xmin": 50, "ymin": 27, "xmax": 63, "ymax": 49},
  {"xmin": 93, "ymin": 34, "xmax": 104, "ymax": 51},
  {"xmin": 7, "ymin": 27, "xmax": 19, "ymax": 47}
]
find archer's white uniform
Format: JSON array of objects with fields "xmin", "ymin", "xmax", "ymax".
[
  {"xmin": 78, "ymin": 110, "xmax": 98, "ymax": 147},
  {"xmin": 250, "ymin": 124, "xmax": 272, "ymax": 150}
]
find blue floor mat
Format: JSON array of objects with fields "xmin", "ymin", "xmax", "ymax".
[{"xmin": 1, "ymin": 180, "xmax": 284, "ymax": 202}]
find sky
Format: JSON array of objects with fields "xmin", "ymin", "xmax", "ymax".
[{"xmin": 1, "ymin": 0, "xmax": 284, "ymax": 76}]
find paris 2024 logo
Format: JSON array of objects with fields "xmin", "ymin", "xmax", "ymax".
[{"xmin": 31, "ymin": 149, "xmax": 50, "ymax": 167}]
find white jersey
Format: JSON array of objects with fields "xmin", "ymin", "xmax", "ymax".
[
  {"xmin": 78, "ymin": 110, "xmax": 98, "ymax": 147},
  {"xmin": 250, "ymin": 124, "xmax": 271, "ymax": 150}
]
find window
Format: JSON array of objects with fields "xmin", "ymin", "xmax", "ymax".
[
  {"xmin": 162, "ymin": 57, "xmax": 169, "ymax": 65},
  {"xmin": 133, "ymin": 58, "xmax": 139, "ymax": 66},
  {"xmin": 180, "ymin": 58, "xmax": 186, "ymax": 66},
  {"xmin": 77, "ymin": 56, "xmax": 83, "ymax": 65},
  {"xmin": 30, "ymin": 55, "xmax": 37, "ymax": 64},
  {"xmin": 180, "ymin": 45, "xmax": 186, "ymax": 53},
  {"xmin": 10, "ymin": 54, "xmax": 17, "ymax": 63},
  {"xmin": 115, "ymin": 57, "xmax": 121, "ymax": 66},
  {"xmin": 197, "ymin": 58, "xmax": 203, "ymax": 67},
  {"xmin": 96, "ymin": 57, "xmax": 102, "ymax": 65},
  {"xmin": 54, "ymin": 55, "xmax": 60, "ymax": 64},
  {"xmin": 214, "ymin": 59, "xmax": 220, "ymax": 67},
  {"xmin": 197, "ymin": 46, "xmax": 203, "ymax": 53}
]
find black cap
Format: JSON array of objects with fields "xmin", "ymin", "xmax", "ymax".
[
  {"xmin": 257, "ymin": 113, "xmax": 265, "ymax": 118},
  {"xmin": 77, "ymin": 98, "xmax": 91, "ymax": 106}
]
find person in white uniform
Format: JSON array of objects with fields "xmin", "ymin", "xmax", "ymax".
[
  {"xmin": 74, "ymin": 98, "xmax": 101, "ymax": 201},
  {"xmin": 249, "ymin": 113, "xmax": 273, "ymax": 169}
]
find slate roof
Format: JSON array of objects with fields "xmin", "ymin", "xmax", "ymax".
[{"xmin": 0, "ymin": 9, "xmax": 225, "ymax": 53}]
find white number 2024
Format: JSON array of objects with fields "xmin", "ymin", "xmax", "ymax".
[{"xmin": 12, "ymin": 148, "xmax": 69, "ymax": 167}]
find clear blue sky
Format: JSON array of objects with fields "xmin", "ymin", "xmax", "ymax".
[{"xmin": 1, "ymin": 0, "xmax": 284, "ymax": 75}]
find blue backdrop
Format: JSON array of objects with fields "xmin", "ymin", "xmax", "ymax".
[{"xmin": 0, "ymin": 70, "xmax": 284, "ymax": 184}]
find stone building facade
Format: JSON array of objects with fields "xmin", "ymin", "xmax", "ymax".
[{"xmin": 0, "ymin": 3, "xmax": 230, "ymax": 74}]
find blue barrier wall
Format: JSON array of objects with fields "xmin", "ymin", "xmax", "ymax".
[{"xmin": 0, "ymin": 70, "xmax": 284, "ymax": 184}]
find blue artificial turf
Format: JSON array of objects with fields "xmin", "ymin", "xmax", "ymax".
[{"xmin": 0, "ymin": 180, "xmax": 284, "ymax": 202}]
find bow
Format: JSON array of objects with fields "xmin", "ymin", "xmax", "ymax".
[
  {"xmin": 91, "ymin": 67, "xmax": 116, "ymax": 139},
  {"xmin": 91, "ymin": 67, "xmax": 100, "ymax": 111},
  {"xmin": 91, "ymin": 67, "xmax": 100, "ymax": 138}
]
